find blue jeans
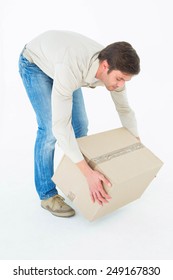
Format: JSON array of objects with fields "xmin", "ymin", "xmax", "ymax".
[{"xmin": 18, "ymin": 54, "xmax": 88, "ymax": 200}]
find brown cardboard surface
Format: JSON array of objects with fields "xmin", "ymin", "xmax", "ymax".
[{"xmin": 52, "ymin": 128, "xmax": 163, "ymax": 221}]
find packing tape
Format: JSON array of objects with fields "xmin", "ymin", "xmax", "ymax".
[{"xmin": 88, "ymin": 142, "xmax": 144, "ymax": 168}]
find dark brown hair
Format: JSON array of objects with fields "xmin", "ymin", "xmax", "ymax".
[{"xmin": 98, "ymin": 41, "xmax": 140, "ymax": 75}]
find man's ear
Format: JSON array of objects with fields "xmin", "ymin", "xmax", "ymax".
[{"xmin": 101, "ymin": 60, "xmax": 109, "ymax": 71}]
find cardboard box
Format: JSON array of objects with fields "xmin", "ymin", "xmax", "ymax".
[{"xmin": 52, "ymin": 128, "xmax": 163, "ymax": 221}]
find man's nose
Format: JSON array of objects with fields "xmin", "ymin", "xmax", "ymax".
[{"xmin": 117, "ymin": 80, "xmax": 125, "ymax": 87}]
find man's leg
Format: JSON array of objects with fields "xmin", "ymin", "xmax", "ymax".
[
  {"xmin": 72, "ymin": 88, "xmax": 89, "ymax": 138},
  {"xmin": 19, "ymin": 54, "xmax": 57, "ymax": 199},
  {"xmin": 18, "ymin": 54, "xmax": 75, "ymax": 217}
]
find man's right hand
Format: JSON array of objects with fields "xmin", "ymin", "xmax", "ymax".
[{"xmin": 77, "ymin": 159, "xmax": 111, "ymax": 205}]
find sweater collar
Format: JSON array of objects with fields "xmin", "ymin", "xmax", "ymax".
[{"xmin": 85, "ymin": 53, "xmax": 100, "ymax": 84}]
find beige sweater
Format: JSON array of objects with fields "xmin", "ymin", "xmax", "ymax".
[{"xmin": 23, "ymin": 30, "xmax": 138, "ymax": 162}]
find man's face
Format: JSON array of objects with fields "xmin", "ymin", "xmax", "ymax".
[
  {"xmin": 96, "ymin": 60, "xmax": 133, "ymax": 91},
  {"xmin": 103, "ymin": 70, "xmax": 132, "ymax": 91}
]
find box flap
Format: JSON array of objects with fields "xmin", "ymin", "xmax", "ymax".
[
  {"xmin": 97, "ymin": 147, "xmax": 163, "ymax": 184},
  {"xmin": 77, "ymin": 127, "xmax": 138, "ymax": 160}
]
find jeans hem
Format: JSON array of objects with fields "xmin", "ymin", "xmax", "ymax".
[{"xmin": 39, "ymin": 189, "xmax": 58, "ymax": 200}]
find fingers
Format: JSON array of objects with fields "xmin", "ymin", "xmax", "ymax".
[
  {"xmin": 99, "ymin": 174, "xmax": 112, "ymax": 188},
  {"xmin": 90, "ymin": 182, "xmax": 111, "ymax": 206},
  {"xmin": 98, "ymin": 174, "xmax": 112, "ymax": 199},
  {"xmin": 88, "ymin": 170, "xmax": 112, "ymax": 205},
  {"xmin": 99, "ymin": 185, "xmax": 111, "ymax": 200}
]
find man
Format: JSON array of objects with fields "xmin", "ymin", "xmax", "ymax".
[{"xmin": 18, "ymin": 30, "xmax": 140, "ymax": 218}]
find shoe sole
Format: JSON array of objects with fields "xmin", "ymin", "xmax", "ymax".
[{"xmin": 41, "ymin": 205, "xmax": 75, "ymax": 218}]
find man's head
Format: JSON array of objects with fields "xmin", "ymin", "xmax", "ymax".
[
  {"xmin": 98, "ymin": 41, "xmax": 140, "ymax": 75},
  {"xmin": 96, "ymin": 41, "xmax": 140, "ymax": 91}
]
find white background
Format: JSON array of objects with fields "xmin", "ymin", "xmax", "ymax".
[{"xmin": 0, "ymin": 0, "xmax": 173, "ymax": 261}]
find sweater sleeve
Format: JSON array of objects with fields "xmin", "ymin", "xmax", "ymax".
[
  {"xmin": 110, "ymin": 86, "xmax": 139, "ymax": 137},
  {"xmin": 52, "ymin": 64, "xmax": 84, "ymax": 163}
]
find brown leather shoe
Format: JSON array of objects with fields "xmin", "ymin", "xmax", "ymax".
[{"xmin": 41, "ymin": 194, "xmax": 75, "ymax": 217}]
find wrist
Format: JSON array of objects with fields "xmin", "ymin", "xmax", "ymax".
[{"xmin": 76, "ymin": 159, "xmax": 93, "ymax": 177}]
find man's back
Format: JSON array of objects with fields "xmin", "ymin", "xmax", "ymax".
[{"xmin": 23, "ymin": 30, "xmax": 103, "ymax": 79}]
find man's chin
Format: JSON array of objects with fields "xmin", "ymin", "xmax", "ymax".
[{"xmin": 106, "ymin": 86, "xmax": 117, "ymax": 91}]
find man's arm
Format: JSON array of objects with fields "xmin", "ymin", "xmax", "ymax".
[
  {"xmin": 52, "ymin": 65, "xmax": 84, "ymax": 162},
  {"xmin": 110, "ymin": 86, "xmax": 139, "ymax": 138},
  {"xmin": 52, "ymin": 65, "xmax": 111, "ymax": 205}
]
